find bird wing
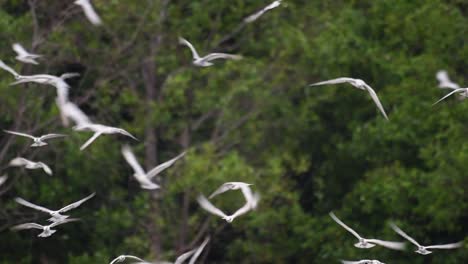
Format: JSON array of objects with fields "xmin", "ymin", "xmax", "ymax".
[
  {"xmin": 197, "ymin": 194, "xmax": 229, "ymax": 219},
  {"xmin": 208, "ymin": 183, "xmax": 234, "ymax": 199},
  {"xmin": 0, "ymin": 60, "xmax": 19, "ymax": 77},
  {"xmin": 40, "ymin": 134, "xmax": 67, "ymax": 141},
  {"xmin": 57, "ymin": 101, "xmax": 91, "ymax": 126},
  {"xmin": 38, "ymin": 162, "xmax": 53, "ymax": 175},
  {"xmin": 115, "ymin": 128, "xmax": 138, "ymax": 140},
  {"xmin": 0, "ymin": 175, "xmax": 8, "ymax": 186},
  {"xmin": 11, "ymin": 223, "xmax": 44, "ymax": 230},
  {"xmin": 15, "ymin": 197, "xmax": 54, "ymax": 213},
  {"xmin": 203, "ymin": 53, "xmax": 243, "ymax": 62},
  {"xmin": 309, "ymin": 77, "xmax": 356, "ymax": 86},
  {"xmin": 433, "ymin": 88, "xmax": 466, "ymax": 105},
  {"xmin": 4, "ymin": 130, "xmax": 36, "ymax": 139},
  {"xmin": 240, "ymin": 185, "xmax": 257, "ymax": 209},
  {"xmin": 76, "ymin": 0, "xmax": 102, "ymax": 25},
  {"xmin": 80, "ymin": 132, "xmax": 102, "ymax": 151},
  {"xmin": 121, "ymin": 145, "xmax": 146, "ymax": 176},
  {"xmin": 340, "ymin": 261, "xmax": 361, "ymax": 264},
  {"xmin": 60, "ymin": 72, "xmax": 80, "ymax": 80},
  {"xmin": 179, "ymin": 37, "xmax": 201, "ymax": 59},
  {"xmin": 58, "ymin": 193, "xmax": 95, "ymax": 213},
  {"xmin": 9, "ymin": 157, "xmax": 30, "ymax": 167},
  {"xmin": 228, "ymin": 200, "xmax": 252, "ymax": 221},
  {"xmin": 329, "ymin": 212, "xmax": 362, "ymax": 240},
  {"xmin": 12, "ymin": 43, "xmax": 29, "ymax": 56},
  {"xmin": 436, "ymin": 70, "xmax": 459, "ymax": 89},
  {"xmin": 366, "ymin": 239, "xmax": 406, "ymax": 250},
  {"xmin": 244, "ymin": 0, "xmax": 281, "ymax": 23},
  {"xmin": 364, "ymin": 85, "xmax": 389, "ymax": 120},
  {"xmin": 389, "ymin": 223, "xmax": 421, "ymax": 247},
  {"xmin": 425, "ymin": 241, "xmax": 463, "ymax": 250},
  {"xmin": 147, "ymin": 151, "xmax": 186, "ymax": 179},
  {"xmin": 174, "ymin": 248, "xmax": 196, "ymax": 264},
  {"xmin": 188, "ymin": 237, "xmax": 210, "ymax": 264},
  {"xmin": 49, "ymin": 218, "xmax": 81, "ymax": 228}
]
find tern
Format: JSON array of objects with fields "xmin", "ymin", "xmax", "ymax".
[
  {"xmin": 309, "ymin": 77, "xmax": 389, "ymax": 120},
  {"xmin": 244, "ymin": 0, "xmax": 282, "ymax": 23},
  {"xmin": 179, "ymin": 37, "xmax": 242, "ymax": 67},
  {"xmin": 390, "ymin": 223, "xmax": 463, "ymax": 255},
  {"xmin": 15, "ymin": 193, "xmax": 95, "ymax": 222},
  {"xmin": 341, "ymin": 260, "xmax": 385, "ymax": 264},
  {"xmin": 329, "ymin": 212, "xmax": 405, "ymax": 250},
  {"xmin": 433, "ymin": 88, "xmax": 468, "ymax": 105},
  {"xmin": 121, "ymin": 145, "xmax": 186, "ymax": 190},
  {"xmin": 11, "ymin": 218, "xmax": 79, "ymax": 237},
  {"xmin": 56, "ymin": 100, "xmax": 91, "ymax": 127},
  {"xmin": 4, "ymin": 130, "xmax": 66, "ymax": 147},
  {"xmin": 109, "ymin": 255, "xmax": 146, "ymax": 264},
  {"xmin": 436, "ymin": 70, "xmax": 460, "ymax": 90},
  {"xmin": 9, "ymin": 157, "xmax": 52, "ymax": 175},
  {"xmin": 12, "ymin": 43, "xmax": 42, "ymax": 65},
  {"xmin": 74, "ymin": 0, "xmax": 102, "ymax": 25},
  {"xmin": 73, "ymin": 124, "xmax": 138, "ymax": 150}
]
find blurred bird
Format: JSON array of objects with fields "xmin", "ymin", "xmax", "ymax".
[
  {"xmin": 56, "ymin": 100, "xmax": 91, "ymax": 127},
  {"xmin": 244, "ymin": 0, "xmax": 282, "ymax": 23},
  {"xmin": 4, "ymin": 130, "xmax": 66, "ymax": 147},
  {"xmin": 209, "ymin": 182, "xmax": 258, "ymax": 209},
  {"xmin": 121, "ymin": 145, "xmax": 186, "ymax": 190},
  {"xmin": 179, "ymin": 37, "xmax": 242, "ymax": 67},
  {"xmin": 109, "ymin": 255, "xmax": 146, "ymax": 264},
  {"xmin": 73, "ymin": 124, "xmax": 138, "ymax": 150},
  {"xmin": 341, "ymin": 260, "xmax": 385, "ymax": 264},
  {"xmin": 309, "ymin": 77, "xmax": 389, "ymax": 120},
  {"xmin": 12, "ymin": 43, "xmax": 42, "ymax": 65},
  {"xmin": 436, "ymin": 70, "xmax": 460, "ymax": 89},
  {"xmin": 15, "ymin": 193, "xmax": 95, "ymax": 223},
  {"xmin": 74, "ymin": 0, "xmax": 102, "ymax": 25},
  {"xmin": 433, "ymin": 88, "xmax": 468, "ymax": 105},
  {"xmin": 11, "ymin": 218, "xmax": 79, "ymax": 237},
  {"xmin": 9, "ymin": 157, "xmax": 52, "ymax": 175},
  {"xmin": 329, "ymin": 212, "xmax": 405, "ymax": 250},
  {"xmin": 390, "ymin": 223, "xmax": 463, "ymax": 255}
]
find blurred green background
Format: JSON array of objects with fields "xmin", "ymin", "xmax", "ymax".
[{"xmin": 0, "ymin": 0, "xmax": 467, "ymax": 263}]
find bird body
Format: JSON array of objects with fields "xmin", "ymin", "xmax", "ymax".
[
  {"xmin": 179, "ymin": 37, "xmax": 242, "ymax": 67},
  {"xmin": 12, "ymin": 43, "xmax": 42, "ymax": 65},
  {"xmin": 9, "ymin": 157, "xmax": 52, "ymax": 175},
  {"xmin": 309, "ymin": 77, "xmax": 389, "ymax": 120}
]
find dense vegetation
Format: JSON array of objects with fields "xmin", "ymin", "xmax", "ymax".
[{"xmin": 0, "ymin": 0, "xmax": 467, "ymax": 263}]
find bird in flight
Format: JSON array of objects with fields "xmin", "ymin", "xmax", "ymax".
[
  {"xmin": 179, "ymin": 37, "xmax": 242, "ymax": 67},
  {"xmin": 73, "ymin": 123, "xmax": 138, "ymax": 150},
  {"xmin": 309, "ymin": 77, "xmax": 389, "ymax": 120},
  {"xmin": 4, "ymin": 130, "xmax": 66, "ymax": 147},
  {"xmin": 74, "ymin": 0, "xmax": 102, "ymax": 26},
  {"xmin": 12, "ymin": 43, "xmax": 42, "ymax": 65},
  {"xmin": 390, "ymin": 223, "xmax": 463, "ymax": 255},
  {"xmin": 341, "ymin": 260, "xmax": 385, "ymax": 264},
  {"xmin": 11, "ymin": 218, "xmax": 80, "ymax": 237},
  {"xmin": 329, "ymin": 212, "xmax": 405, "ymax": 250},
  {"xmin": 433, "ymin": 88, "xmax": 468, "ymax": 105},
  {"xmin": 436, "ymin": 70, "xmax": 460, "ymax": 90},
  {"xmin": 121, "ymin": 145, "xmax": 186, "ymax": 190},
  {"xmin": 15, "ymin": 193, "xmax": 95, "ymax": 223},
  {"xmin": 244, "ymin": 0, "xmax": 282, "ymax": 23},
  {"xmin": 9, "ymin": 157, "xmax": 53, "ymax": 175}
]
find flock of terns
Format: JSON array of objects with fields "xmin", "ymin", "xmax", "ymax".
[{"xmin": 0, "ymin": 0, "xmax": 465, "ymax": 263}]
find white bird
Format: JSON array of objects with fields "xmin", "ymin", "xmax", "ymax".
[
  {"xmin": 73, "ymin": 124, "xmax": 138, "ymax": 150},
  {"xmin": 0, "ymin": 175, "xmax": 8, "ymax": 187},
  {"xmin": 4, "ymin": 130, "xmax": 66, "ymax": 147},
  {"xmin": 56, "ymin": 100, "xmax": 91, "ymax": 127},
  {"xmin": 109, "ymin": 255, "xmax": 146, "ymax": 264},
  {"xmin": 329, "ymin": 212, "xmax": 405, "ymax": 250},
  {"xmin": 433, "ymin": 88, "xmax": 468, "ymax": 105},
  {"xmin": 436, "ymin": 70, "xmax": 460, "ymax": 90},
  {"xmin": 121, "ymin": 145, "xmax": 186, "ymax": 190},
  {"xmin": 244, "ymin": 0, "xmax": 282, "ymax": 23},
  {"xmin": 15, "ymin": 193, "xmax": 95, "ymax": 223},
  {"xmin": 309, "ymin": 77, "xmax": 389, "ymax": 120},
  {"xmin": 74, "ymin": 0, "xmax": 102, "ymax": 26},
  {"xmin": 12, "ymin": 43, "xmax": 42, "ymax": 65},
  {"xmin": 11, "ymin": 218, "xmax": 79, "ymax": 237},
  {"xmin": 9, "ymin": 157, "xmax": 52, "ymax": 175},
  {"xmin": 390, "ymin": 223, "xmax": 463, "ymax": 255},
  {"xmin": 179, "ymin": 37, "xmax": 242, "ymax": 67},
  {"xmin": 341, "ymin": 260, "xmax": 385, "ymax": 264},
  {"xmin": 0, "ymin": 59, "xmax": 21, "ymax": 79}
]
